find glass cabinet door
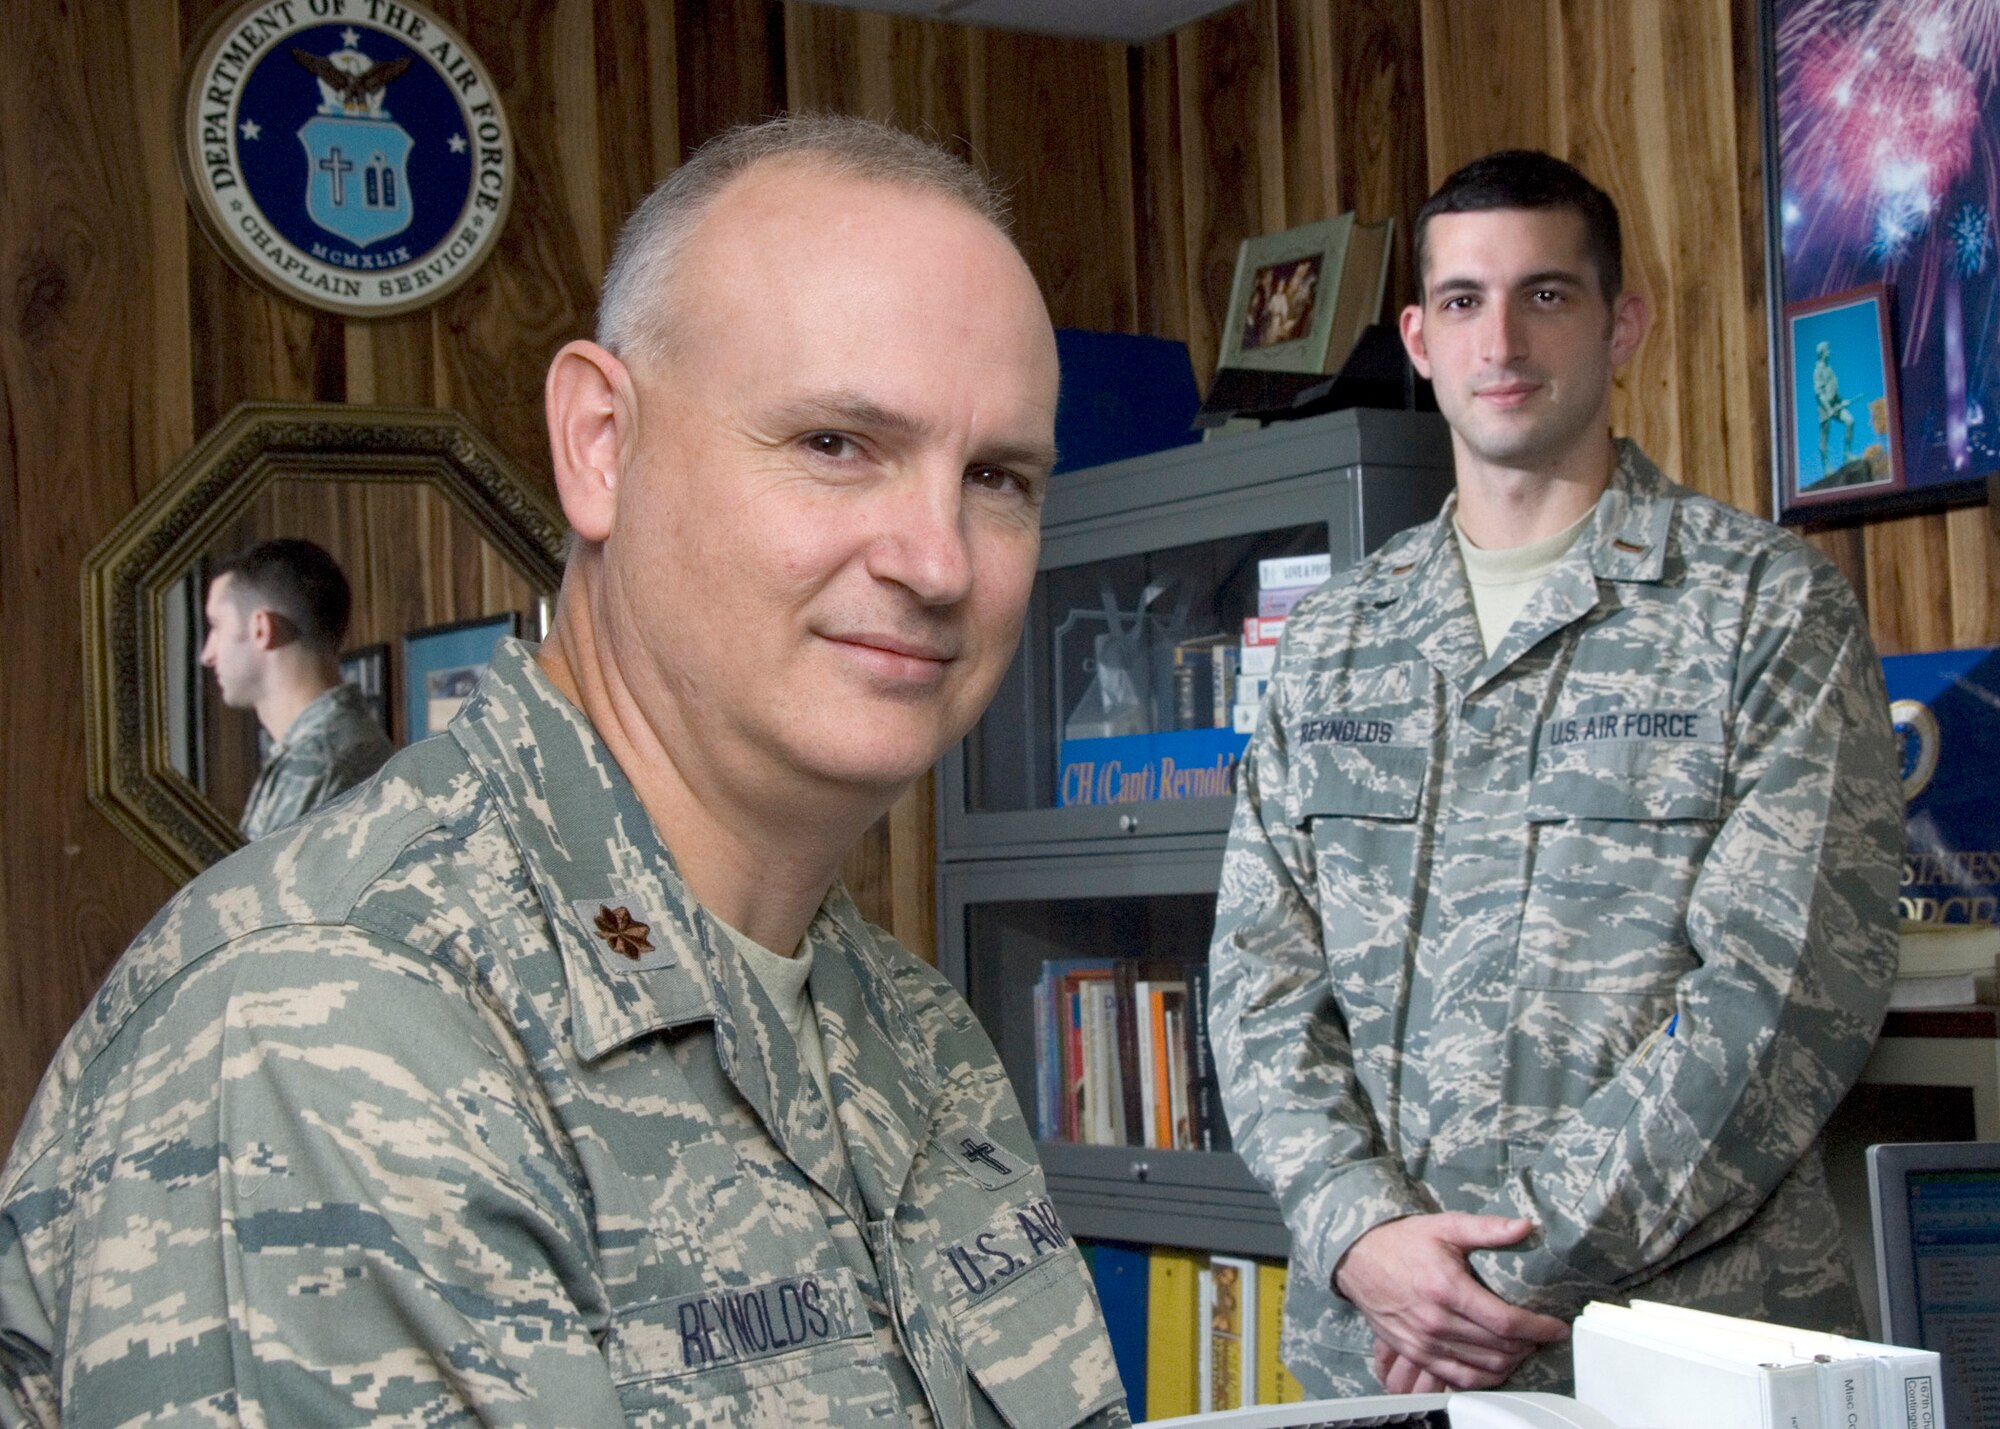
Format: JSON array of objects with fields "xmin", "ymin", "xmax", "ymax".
[
  {"xmin": 967, "ymin": 519, "xmax": 1328, "ymax": 823},
  {"xmin": 939, "ymin": 850, "xmax": 1288, "ymax": 1256},
  {"xmin": 939, "ymin": 408, "xmax": 1454, "ymax": 853}
]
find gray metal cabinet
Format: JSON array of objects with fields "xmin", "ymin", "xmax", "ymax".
[{"xmin": 935, "ymin": 407, "xmax": 1453, "ymax": 1257}]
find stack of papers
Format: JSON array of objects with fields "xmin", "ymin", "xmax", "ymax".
[{"xmin": 1574, "ymin": 1300, "xmax": 1943, "ymax": 1429}]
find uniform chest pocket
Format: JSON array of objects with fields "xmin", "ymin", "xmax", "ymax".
[
  {"xmin": 1527, "ymin": 712, "xmax": 1724, "ymax": 822},
  {"xmin": 1287, "ymin": 740, "xmax": 1432, "ymax": 1018},
  {"xmin": 1287, "ymin": 739, "xmax": 1428, "ymax": 823},
  {"xmin": 1519, "ymin": 721, "xmax": 1724, "ymax": 993}
]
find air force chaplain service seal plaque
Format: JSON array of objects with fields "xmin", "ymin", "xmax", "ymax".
[{"xmin": 179, "ymin": 0, "xmax": 513, "ymax": 318}]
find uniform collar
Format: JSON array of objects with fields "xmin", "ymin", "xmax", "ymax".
[
  {"xmin": 447, "ymin": 638, "xmax": 718, "ymax": 1060},
  {"xmin": 810, "ymin": 888, "xmax": 946, "ymax": 1216},
  {"xmin": 1585, "ymin": 439, "xmax": 1679, "ymax": 584},
  {"xmin": 1372, "ymin": 439, "xmax": 1681, "ymax": 689},
  {"xmin": 447, "ymin": 640, "xmax": 943, "ymax": 1201},
  {"xmin": 272, "ymin": 680, "xmax": 364, "ymax": 755}
]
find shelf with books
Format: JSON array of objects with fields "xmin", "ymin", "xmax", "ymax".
[
  {"xmin": 935, "ymin": 407, "xmax": 1452, "ymax": 1271},
  {"xmin": 1080, "ymin": 1241, "xmax": 1307, "ymax": 1421},
  {"xmin": 940, "ymin": 406, "xmax": 1452, "ymax": 853},
  {"xmin": 939, "ymin": 846, "xmax": 1291, "ymax": 1256}
]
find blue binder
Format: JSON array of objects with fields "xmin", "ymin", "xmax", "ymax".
[{"xmin": 1088, "ymin": 1240, "xmax": 1150, "ymax": 1420}]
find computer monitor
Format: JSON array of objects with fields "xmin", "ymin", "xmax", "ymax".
[{"xmin": 1867, "ymin": 1139, "xmax": 2000, "ymax": 1429}]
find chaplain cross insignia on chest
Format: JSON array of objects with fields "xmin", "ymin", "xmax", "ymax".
[
  {"xmin": 958, "ymin": 1137, "xmax": 1015, "ymax": 1175},
  {"xmin": 594, "ymin": 905, "xmax": 654, "ymax": 960}
]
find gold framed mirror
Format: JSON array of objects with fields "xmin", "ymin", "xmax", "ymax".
[{"xmin": 85, "ymin": 403, "xmax": 566, "ymax": 881}]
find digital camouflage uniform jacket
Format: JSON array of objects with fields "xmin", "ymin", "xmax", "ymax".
[
  {"xmin": 238, "ymin": 680, "xmax": 395, "ymax": 841},
  {"xmin": 1, "ymin": 640, "xmax": 1126, "ymax": 1428},
  {"xmin": 1209, "ymin": 442, "xmax": 1902, "ymax": 1394}
]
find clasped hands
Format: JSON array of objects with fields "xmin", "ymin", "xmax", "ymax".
[{"xmin": 1333, "ymin": 1212, "xmax": 1569, "ymax": 1394}]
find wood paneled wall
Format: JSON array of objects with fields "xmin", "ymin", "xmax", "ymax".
[{"xmin": 5, "ymin": 0, "xmax": 1996, "ymax": 1142}]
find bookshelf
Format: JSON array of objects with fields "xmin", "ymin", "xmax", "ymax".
[{"xmin": 935, "ymin": 407, "xmax": 1454, "ymax": 1261}]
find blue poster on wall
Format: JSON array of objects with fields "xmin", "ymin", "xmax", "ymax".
[
  {"xmin": 1882, "ymin": 645, "xmax": 2000, "ymax": 925},
  {"xmin": 1770, "ymin": 0, "xmax": 2000, "ymax": 521},
  {"xmin": 402, "ymin": 614, "xmax": 517, "ymax": 744}
]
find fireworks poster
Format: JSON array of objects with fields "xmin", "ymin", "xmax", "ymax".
[{"xmin": 1766, "ymin": 0, "xmax": 2000, "ymax": 523}]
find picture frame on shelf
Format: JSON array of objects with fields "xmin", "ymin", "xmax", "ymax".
[
  {"xmin": 1759, "ymin": 0, "xmax": 2000, "ymax": 524},
  {"xmin": 402, "ymin": 613, "xmax": 519, "ymax": 743},
  {"xmin": 1217, "ymin": 216, "xmax": 1354, "ymax": 375},
  {"xmin": 1780, "ymin": 284, "xmax": 1906, "ymax": 513},
  {"xmin": 339, "ymin": 642, "xmax": 393, "ymax": 744}
]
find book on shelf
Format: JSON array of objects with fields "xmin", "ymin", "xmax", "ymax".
[
  {"xmin": 1242, "ymin": 616, "xmax": 1286, "ymax": 647},
  {"xmin": 1146, "ymin": 1248, "xmax": 1203, "ymax": 1419},
  {"xmin": 1169, "ymin": 634, "xmax": 1239, "ymax": 732},
  {"xmin": 1254, "ymin": 1262, "xmax": 1306, "ymax": 1404},
  {"xmin": 1257, "ymin": 583, "xmax": 1317, "ymax": 619},
  {"xmin": 1887, "ymin": 972, "xmax": 1981, "ymax": 1009},
  {"xmin": 1032, "ymin": 960, "xmax": 1112, "ymax": 1141},
  {"xmin": 1200, "ymin": 1254, "xmax": 1258, "ymax": 1410},
  {"xmin": 1258, "ymin": 553, "xmax": 1332, "ymax": 590},
  {"xmin": 1211, "ymin": 644, "xmax": 1240, "ymax": 728},
  {"xmin": 1133, "ymin": 973, "xmax": 1189, "ymax": 1149},
  {"xmin": 1892, "ymin": 920, "xmax": 1998, "ymax": 1008},
  {"xmin": 1084, "ymin": 978, "xmax": 1125, "ymax": 1145},
  {"xmin": 1088, "ymin": 1243, "xmax": 1299, "ymax": 1419},
  {"xmin": 1184, "ymin": 965, "xmax": 1223, "ymax": 1151},
  {"xmin": 1036, "ymin": 957, "xmax": 1217, "ymax": 1151},
  {"xmin": 1088, "ymin": 1242, "xmax": 1150, "ymax": 1421},
  {"xmin": 1163, "ymin": 990, "xmax": 1192, "ymax": 1150}
]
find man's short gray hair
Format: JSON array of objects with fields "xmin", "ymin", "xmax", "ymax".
[{"xmin": 596, "ymin": 112, "xmax": 1011, "ymax": 366}]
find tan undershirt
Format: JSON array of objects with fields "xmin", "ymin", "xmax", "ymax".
[
  {"xmin": 1455, "ymin": 505, "xmax": 1595, "ymax": 656},
  {"xmin": 712, "ymin": 915, "xmax": 838, "ymax": 1113}
]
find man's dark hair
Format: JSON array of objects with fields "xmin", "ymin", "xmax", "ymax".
[
  {"xmin": 1415, "ymin": 149, "xmax": 1623, "ymax": 302},
  {"xmin": 213, "ymin": 538, "xmax": 353, "ymax": 654}
]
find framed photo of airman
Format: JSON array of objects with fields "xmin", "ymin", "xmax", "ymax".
[
  {"xmin": 402, "ymin": 613, "xmax": 518, "ymax": 743},
  {"xmin": 1780, "ymin": 284, "xmax": 1906, "ymax": 513},
  {"xmin": 1760, "ymin": 0, "xmax": 1999, "ymax": 524}
]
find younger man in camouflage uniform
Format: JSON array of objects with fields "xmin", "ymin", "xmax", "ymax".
[
  {"xmin": 201, "ymin": 537, "xmax": 394, "ymax": 840},
  {"xmin": 1, "ymin": 117, "xmax": 1125, "ymax": 1428},
  {"xmin": 1209, "ymin": 151, "xmax": 1902, "ymax": 1397}
]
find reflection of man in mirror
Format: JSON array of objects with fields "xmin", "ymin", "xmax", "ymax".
[
  {"xmin": 1812, "ymin": 338, "xmax": 1856, "ymax": 475},
  {"xmin": 3, "ymin": 117, "xmax": 1127, "ymax": 1426},
  {"xmin": 200, "ymin": 538, "xmax": 394, "ymax": 840}
]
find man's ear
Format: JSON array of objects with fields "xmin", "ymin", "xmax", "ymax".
[
  {"xmin": 1609, "ymin": 289, "xmax": 1650, "ymax": 367},
  {"xmin": 1399, "ymin": 301, "xmax": 1433, "ymax": 379},
  {"xmin": 546, "ymin": 340, "xmax": 638, "ymax": 545},
  {"xmin": 249, "ymin": 608, "xmax": 278, "ymax": 651}
]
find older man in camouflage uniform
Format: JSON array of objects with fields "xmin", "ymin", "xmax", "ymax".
[
  {"xmin": 1, "ymin": 117, "xmax": 1125, "ymax": 1427},
  {"xmin": 1210, "ymin": 151, "xmax": 1901, "ymax": 1398}
]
